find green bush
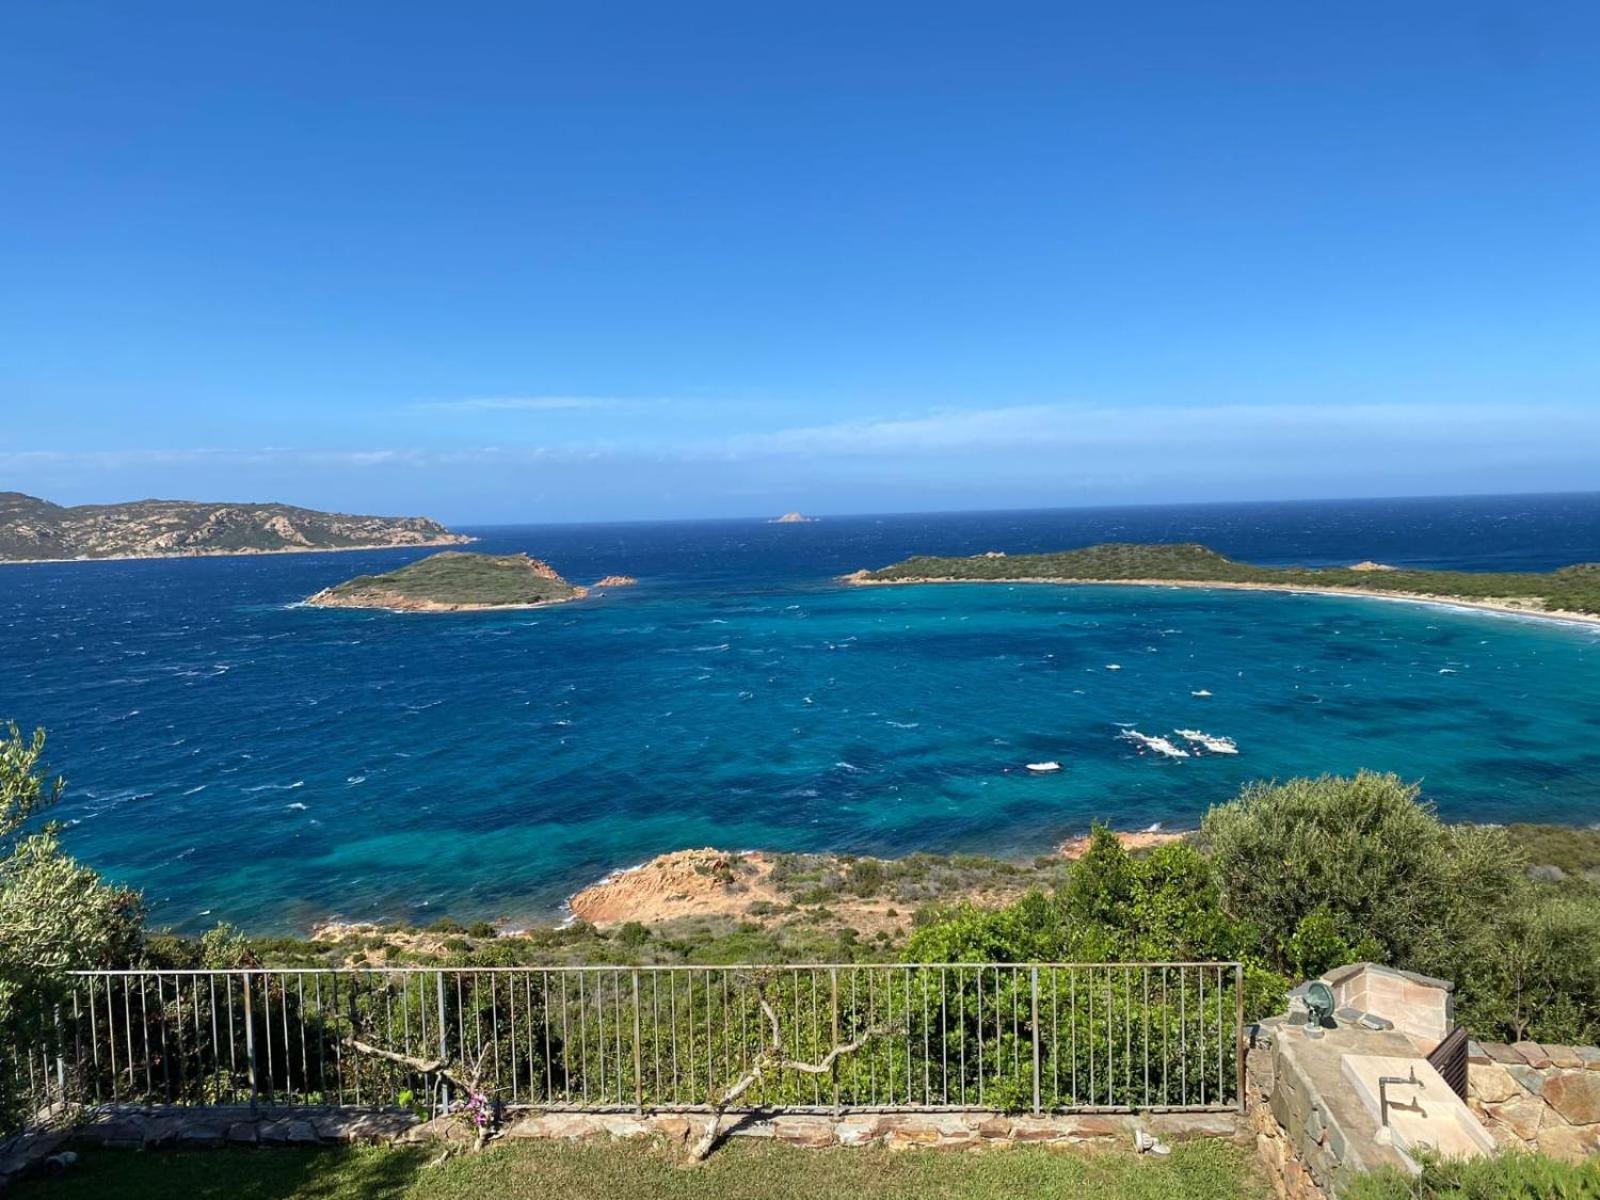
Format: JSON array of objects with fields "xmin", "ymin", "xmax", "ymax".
[
  {"xmin": 0, "ymin": 724, "xmax": 144, "ymax": 1132},
  {"xmin": 1346, "ymin": 1151, "xmax": 1600, "ymax": 1199},
  {"xmin": 1200, "ymin": 772, "xmax": 1525, "ymax": 973}
]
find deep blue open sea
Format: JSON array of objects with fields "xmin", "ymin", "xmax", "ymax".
[{"xmin": 4, "ymin": 493, "xmax": 1600, "ymax": 934}]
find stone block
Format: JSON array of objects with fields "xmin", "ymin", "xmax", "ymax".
[
  {"xmin": 773, "ymin": 1116, "xmax": 835, "ymax": 1148},
  {"xmin": 1069, "ymin": 1115, "xmax": 1129, "ymax": 1139},
  {"xmin": 1544, "ymin": 1045, "xmax": 1583, "ymax": 1069},
  {"xmin": 1485, "ymin": 1094, "xmax": 1544, "ymax": 1142},
  {"xmin": 1468, "ymin": 1063, "xmax": 1522, "ymax": 1105},
  {"xmin": 76, "ymin": 1119, "xmax": 146, "ymax": 1148},
  {"xmin": 1579, "ymin": 1046, "xmax": 1600, "ymax": 1071},
  {"xmin": 1514, "ymin": 1041, "xmax": 1554, "ymax": 1068},
  {"xmin": 1507, "ymin": 1064, "xmax": 1548, "ymax": 1096},
  {"xmin": 176, "ymin": 1123, "xmax": 225, "ymax": 1147},
  {"xmin": 976, "ymin": 1116, "xmax": 1012, "ymax": 1139},
  {"xmin": 1304, "ymin": 1107, "xmax": 1324, "ymax": 1146},
  {"xmin": 1009, "ymin": 1117, "xmax": 1066, "ymax": 1142},
  {"xmin": 884, "ymin": 1122, "xmax": 942, "ymax": 1149},
  {"xmin": 1153, "ymin": 1112, "xmax": 1240, "ymax": 1141},
  {"xmin": 654, "ymin": 1116, "xmax": 692, "ymax": 1143},
  {"xmin": 1467, "ymin": 1040, "xmax": 1490, "ymax": 1066},
  {"xmin": 225, "ymin": 1122, "xmax": 259, "ymax": 1145},
  {"xmin": 1543, "ymin": 1070, "xmax": 1600, "ymax": 1126},
  {"xmin": 836, "ymin": 1116, "xmax": 888, "ymax": 1146},
  {"xmin": 1540, "ymin": 1121, "xmax": 1600, "ymax": 1164},
  {"xmin": 1480, "ymin": 1042, "xmax": 1521, "ymax": 1065}
]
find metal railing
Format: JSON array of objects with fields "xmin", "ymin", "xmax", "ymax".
[{"xmin": 14, "ymin": 963, "xmax": 1243, "ymax": 1117}]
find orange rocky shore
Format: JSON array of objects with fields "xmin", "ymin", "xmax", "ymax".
[{"xmin": 567, "ymin": 831, "xmax": 1184, "ymax": 934}]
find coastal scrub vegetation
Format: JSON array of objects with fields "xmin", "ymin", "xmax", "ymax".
[
  {"xmin": 314, "ymin": 552, "xmax": 581, "ymax": 608},
  {"xmin": 858, "ymin": 542, "xmax": 1600, "ymax": 615},
  {"xmin": 905, "ymin": 773, "xmax": 1600, "ymax": 1045},
  {"xmin": 1345, "ymin": 1151, "xmax": 1600, "ymax": 1200},
  {"xmin": 0, "ymin": 725, "xmax": 142, "ymax": 1132}
]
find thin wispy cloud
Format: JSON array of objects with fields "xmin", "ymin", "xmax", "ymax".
[
  {"xmin": 5, "ymin": 402, "xmax": 1594, "ymax": 492},
  {"xmin": 711, "ymin": 401, "xmax": 1600, "ymax": 460},
  {"xmin": 410, "ymin": 395, "xmax": 624, "ymax": 413}
]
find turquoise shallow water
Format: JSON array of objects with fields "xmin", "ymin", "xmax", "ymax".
[{"xmin": 3, "ymin": 496, "xmax": 1599, "ymax": 932}]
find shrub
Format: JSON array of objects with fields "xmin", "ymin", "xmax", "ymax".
[
  {"xmin": 1201, "ymin": 772, "xmax": 1524, "ymax": 971},
  {"xmin": 1346, "ymin": 1151, "xmax": 1600, "ymax": 1199},
  {"xmin": 846, "ymin": 858, "xmax": 886, "ymax": 897},
  {"xmin": 0, "ymin": 724, "xmax": 144, "ymax": 1132}
]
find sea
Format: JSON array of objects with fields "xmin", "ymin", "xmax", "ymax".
[{"xmin": 3, "ymin": 492, "xmax": 1599, "ymax": 934}]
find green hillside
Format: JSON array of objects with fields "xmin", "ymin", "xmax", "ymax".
[
  {"xmin": 313, "ymin": 552, "xmax": 582, "ymax": 608},
  {"xmin": 857, "ymin": 542, "xmax": 1600, "ymax": 615}
]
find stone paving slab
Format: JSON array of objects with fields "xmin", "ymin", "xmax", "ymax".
[{"xmin": 1513, "ymin": 1041, "xmax": 1554, "ymax": 1068}]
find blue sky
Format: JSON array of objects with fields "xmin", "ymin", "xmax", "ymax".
[{"xmin": 3, "ymin": 2, "xmax": 1598, "ymax": 523}]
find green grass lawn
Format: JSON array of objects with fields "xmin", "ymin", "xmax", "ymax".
[{"xmin": 16, "ymin": 1138, "xmax": 1268, "ymax": 1200}]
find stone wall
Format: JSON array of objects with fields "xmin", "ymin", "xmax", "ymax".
[
  {"xmin": 1469, "ymin": 1040, "xmax": 1600, "ymax": 1162},
  {"xmin": 54, "ymin": 1103, "xmax": 1243, "ymax": 1157}
]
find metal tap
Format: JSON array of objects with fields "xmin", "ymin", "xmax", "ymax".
[{"xmin": 1378, "ymin": 1064, "xmax": 1426, "ymax": 1133}]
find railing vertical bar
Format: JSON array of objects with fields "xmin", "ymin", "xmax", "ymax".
[
  {"xmin": 543, "ymin": 971, "xmax": 555, "ymax": 1105},
  {"xmin": 1104, "ymin": 965, "xmax": 1113, "ymax": 1107},
  {"xmin": 1235, "ymin": 963, "xmax": 1246, "ymax": 1112},
  {"xmin": 242, "ymin": 972, "xmax": 258, "ymax": 1115},
  {"xmin": 972, "ymin": 967, "xmax": 981, "ymax": 1108},
  {"xmin": 1180, "ymin": 966, "xmax": 1188, "ymax": 1106}
]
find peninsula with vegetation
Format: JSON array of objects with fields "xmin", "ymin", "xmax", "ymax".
[
  {"xmin": 305, "ymin": 551, "xmax": 634, "ymax": 612},
  {"xmin": 848, "ymin": 541, "xmax": 1600, "ymax": 623},
  {"xmin": 0, "ymin": 491, "xmax": 470, "ymax": 563}
]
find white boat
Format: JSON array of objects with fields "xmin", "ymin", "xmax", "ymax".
[
  {"xmin": 1118, "ymin": 730, "xmax": 1189, "ymax": 759},
  {"xmin": 1025, "ymin": 761, "xmax": 1063, "ymax": 773},
  {"xmin": 1105, "ymin": 663, "xmax": 1122, "ymax": 671},
  {"xmin": 1191, "ymin": 689, "xmax": 1212, "ymax": 697},
  {"xmin": 1175, "ymin": 729, "xmax": 1239, "ymax": 755}
]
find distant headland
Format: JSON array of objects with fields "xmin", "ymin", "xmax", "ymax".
[
  {"xmin": 0, "ymin": 491, "xmax": 470, "ymax": 563},
  {"xmin": 847, "ymin": 541, "xmax": 1600, "ymax": 626},
  {"xmin": 305, "ymin": 551, "xmax": 634, "ymax": 612}
]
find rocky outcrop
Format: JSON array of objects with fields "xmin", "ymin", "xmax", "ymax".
[
  {"xmin": 592, "ymin": 575, "xmax": 639, "ymax": 588},
  {"xmin": 0, "ymin": 492, "xmax": 470, "ymax": 562},
  {"xmin": 772, "ymin": 512, "xmax": 815, "ymax": 523}
]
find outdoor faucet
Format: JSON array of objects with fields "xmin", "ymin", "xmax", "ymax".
[{"xmin": 1378, "ymin": 1065, "xmax": 1426, "ymax": 1133}]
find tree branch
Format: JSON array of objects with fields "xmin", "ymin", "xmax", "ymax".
[{"xmin": 687, "ymin": 977, "xmax": 893, "ymax": 1163}]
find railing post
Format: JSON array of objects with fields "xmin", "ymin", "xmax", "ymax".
[
  {"xmin": 1030, "ymin": 966, "xmax": 1041, "ymax": 1115},
  {"xmin": 434, "ymin": 970, "xmax": 451, "ymax": 1115},
  {"xmin": 632, "ymin": 971, "xmax": 643, "ymax": 1115},
  {"xmin": 830, "ymin": 967, "xmax": 841, "ymax": 1116},
  {"xmin": 1235, "ymin": 962, "xmax": 1246, "ymax": 1114},
  {"xmin": 53, "ymin": 1004, "xmax": 66, "ymax": 1107},
  {"xmin": 241, "ymin": 972, "xmax": 258, "ymax": 1117}
]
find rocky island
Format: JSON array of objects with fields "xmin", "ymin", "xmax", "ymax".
[
  {"xmin": 305, "ymin": 551, "xmax": 631, "ymax": 612},
  {"xmin": 0, "ymin": 491, "xmax": 469, "ymax": 563},
  {"xmin": 771, "ymin": 511, "xmax": 816, "ymax": 523},
  {"xmin": 848, "ymin": 541, "xmax": 1600, "ymax": 623}
]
